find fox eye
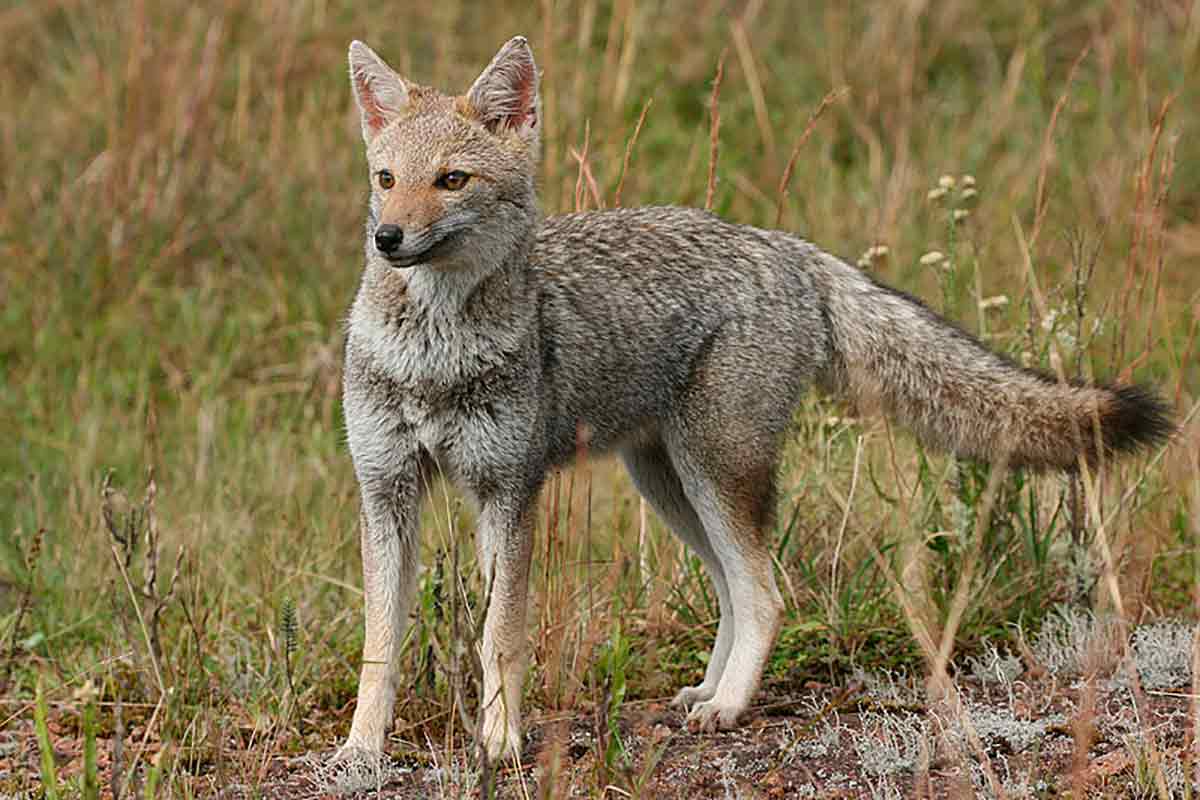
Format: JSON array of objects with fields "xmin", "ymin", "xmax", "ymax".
[
  {"xmin": 377, "ymin": 170, "xmax": 395, "ymax": 190},
  {"xmin": 436, "ymin": 170, "xmax": 470, "ymax": 191}
]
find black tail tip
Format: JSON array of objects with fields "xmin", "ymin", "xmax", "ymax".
[{"xmin": 1102, "ymin": 383, "xmax": 1175, "ymax": 456}]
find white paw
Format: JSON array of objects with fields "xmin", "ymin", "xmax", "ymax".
[
  {"xmin": 321, "ymin": 745, "xmax": 400, "ymax": 792},
  {"xmin": 670, "ymin": 683, "xmax": 717, "ymax": 709},
  {"xmin": 685, "ymin": 699, "xmax": 744, "ymax": 733},
  {"xmin": 479, "ymin": 714, "xmax": 523, "ymax": 764},
  {"xmin": 329, "ymin": 742, "xmax": 388, "ymax": 767}
]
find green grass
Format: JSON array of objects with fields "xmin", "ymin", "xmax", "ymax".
[{"xmin": 2, "ymin": 0, "xmax": 1198, "ymax": 796}]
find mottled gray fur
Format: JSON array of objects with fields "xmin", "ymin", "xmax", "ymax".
[{"xmin": 337, "ymin": 37, "xmax": 1172, "ymax": 764}]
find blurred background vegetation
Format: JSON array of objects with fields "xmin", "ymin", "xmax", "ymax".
[{"xmin": 0, "ymin": 0, "xmax": 1197, "ymax": 789}]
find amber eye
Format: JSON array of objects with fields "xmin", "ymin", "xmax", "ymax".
[
  {"xmin": 377, "ymin": 170, "xmax": 395, "ymax": 190},
  {"xmin": 436, "ymin": 170, "xmax": 470, "ymax": 191}
]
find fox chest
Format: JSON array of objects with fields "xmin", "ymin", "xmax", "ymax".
[
  {"xmin": 405, "ymin": 377, "xmax": 536, "ymax": 495},
  {"xmin": 346, "ymin": 331, "xmax": 538, "ymax": 491}
]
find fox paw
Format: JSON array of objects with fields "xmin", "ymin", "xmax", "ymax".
[
  {"xmin": 671, "ymin": 684, "xmax": 717, "ymax": 709},
  {"xmin": 478, "ymin": 715, "xmax": 523, "ymax": 765},
  {"xmin": 686, "ymin": 699, "xmax": 743, "ymax": 734},
  {"xmin": 328, "ymin": 744, "xmax": 392, "ymax": 771}
]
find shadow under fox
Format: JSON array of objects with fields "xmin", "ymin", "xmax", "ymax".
[{"xmin": 336, "ymin": 36, "xmax": 1173, "ymax": 763}]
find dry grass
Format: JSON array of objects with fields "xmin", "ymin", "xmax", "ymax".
[{"xmin": 1, "ymin": 0, "xmax": 1198, "ymax": 797}]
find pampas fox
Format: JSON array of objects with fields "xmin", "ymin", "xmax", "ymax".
[{"xmin": 337, "ymin": 36, "xmax": 1172, "ymax": 763}]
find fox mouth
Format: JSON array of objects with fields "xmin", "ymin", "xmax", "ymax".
[{"xmin": 384, "ymin": 230, "xmax": 462, "ymax": 267}]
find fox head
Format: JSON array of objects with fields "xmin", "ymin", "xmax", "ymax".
[{"xmin": 349, "ymin": 37, "xmax": 541, "ymax": 271}]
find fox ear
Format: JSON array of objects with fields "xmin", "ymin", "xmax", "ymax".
[
  {"xmin": 349, "ymin": 40, "xmax": 410, "ymax": 143},
  {"xmin": 466, "ymin": 36, "xmax": 540, "ymax": 142}
]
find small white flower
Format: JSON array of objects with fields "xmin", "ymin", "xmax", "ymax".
[
  {"xmin": 938, "ymin": 174, "xmax": 956, "ymax": 189},
  {"xmin": 927, "ymin": 186, "xmax": 948, "ymax": 201},
  {"xmin": 73, "ymin": 679, "xmax": 100, "ymax": 703},
  {"xmin": 961, "ymin": 187, "xmax": 978, "ymax": 201},
  {"xmin": 961, "ymin": 174, "xmax": 976, "ymax": 188},
  {"xmin": 953, "ymin": 208, "xmax": 970, "ymax": 222},
  {"xmin": 919, "ymin": 250, "xmax": 946, "ymax": 266},
  {"xmin": 857, "ymin": 244, "xmax": 889, "ymax": 268}
]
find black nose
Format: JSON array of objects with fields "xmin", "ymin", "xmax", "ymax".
[{"xmin": 374, "ymin": 224, "xmax": 403, "ymax": 254}]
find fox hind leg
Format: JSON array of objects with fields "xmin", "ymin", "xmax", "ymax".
[
  {"xmin": 669, "ymin": 441, "xmax": 784, "ymax": 733},
  {"xmin": 661, "ymin": 345, "xmax": 800, "ymax": 733},
  {"xmin": 621, "ymin": 438, "xmax": 735, "ymax": 708},
  {"xmin": 656, "ymin": 312, "xmax": 819, "ymax": 732}
]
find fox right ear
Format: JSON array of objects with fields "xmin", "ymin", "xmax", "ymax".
[{"xmin": 348, "ymin": 41, "xmax": 409, "ymax": 143}]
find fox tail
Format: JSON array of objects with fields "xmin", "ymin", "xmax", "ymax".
[{"xmin": 814, "ymin": 255, "xmax": 1173, "ymax": 470}]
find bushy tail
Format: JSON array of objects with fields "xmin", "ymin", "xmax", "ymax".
[{"xmin": 812, "ymin": 255, "xmax": 1173, "ymax": 470}]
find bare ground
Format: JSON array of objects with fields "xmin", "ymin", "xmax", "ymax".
[{"xmin": 4, "ymin": 671, "xmax": 1195, "ymax": 799}]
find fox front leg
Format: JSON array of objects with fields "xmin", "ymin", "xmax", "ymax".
[
  {"xmin": 474, "ymin": 490, "xmax": 537, "ymax": 764},
  {"xmin": 338, "ymin": 452, "xmax": 427, "ymax": 758}
]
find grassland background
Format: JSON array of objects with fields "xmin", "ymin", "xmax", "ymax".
[{"xmin": 1, "ymin": 0, "xmax": 1199, "ymax": 795}]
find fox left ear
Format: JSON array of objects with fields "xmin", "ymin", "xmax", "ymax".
[{"xmin": 466, "ymin": 36, "xmax": 540, "ymax": 143}]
